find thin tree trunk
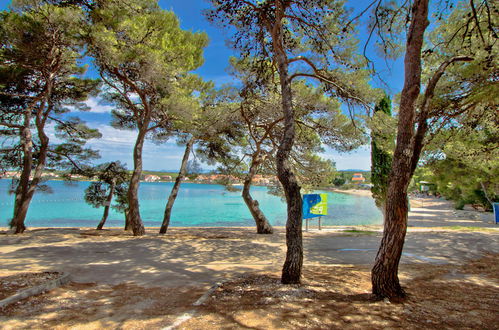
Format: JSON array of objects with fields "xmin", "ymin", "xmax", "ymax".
[
  {"xmin": 11, "ymin": 120, "xmax": 33, "ymax": 234},
  {"xmin": 97, "ymin": 179, "xmax": 115, "ymax": 230},
  {"xmin": 479, "ymin": 182, "xmax": 493, "ymax": 209},
  {"xmin": 12, "ymin": 101, "xmax": 49, "ymax": 233},
  {"xmin": 371, "ymin": 0, "xmax": 429, "ymax": 300},
  {"xmin": 242, "ymin": 156, "xmax": 273, "ymax": 234},
  {"xmin": 273, "ymin": 15, "xmax": 303, "ymax": 283},
  {"xmin": 159, "ymin": 138, "xmax": 194, "ymax": 234},
  {"xmin": 124, "ymin": 209, "xmax": 131, "ymax": 231},
  {"xmin": 127, "ymin": 128, "xmax": 146, "ymax": 236}
]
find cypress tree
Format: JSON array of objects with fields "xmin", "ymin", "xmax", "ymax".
[{"xmin": 371, "ymin": 95, "xmax": 393, "ymax": 211}]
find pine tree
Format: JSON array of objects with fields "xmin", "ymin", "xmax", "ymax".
[
  {"xmin": 370, "ymin": 95, "xmax": 393, "ymax": 212},
  {"xmin": 0, "ymin": 2, "xmax": 100, "ymax": 233}
]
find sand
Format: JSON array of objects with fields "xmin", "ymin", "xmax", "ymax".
[
  {"xmin": 330, "ymin": 188, "xmax": 373, "ymax": 197},
  {"xmin": 0, "ymin": 196, "xmax": 497, "ymax": 329}
]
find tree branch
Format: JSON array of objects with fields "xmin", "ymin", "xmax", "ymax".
[{"xmin": 409, "ymin": 55, "xmax": 474, "ymax": 176}]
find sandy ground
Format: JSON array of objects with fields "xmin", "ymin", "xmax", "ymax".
[
  {"xmin": 0, "ymin": 196, "xmax": 498, "ymax": 329},
  {"xmin": 330, "ymin": 188, "xmax": 374, "ymax": 197}
]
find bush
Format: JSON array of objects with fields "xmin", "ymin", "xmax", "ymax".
[
  {"xmin": 332, "ymin": 177, "xmax": 346, "ymax": 187},
  {"xmin": 454, "ymin": 199, "xmax": 466, "ymax": 210}
]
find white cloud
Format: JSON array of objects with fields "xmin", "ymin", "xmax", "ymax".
[
  {"xmin": 45, "ymin": 118, "xmax": 372, "ymax": 172},
  {"xmin": 82, "ymin": 96, "xmax": 115, "ymax": 114},
  {"xmin": 86, "ymin": 124, "xmax": 186, "ymax": 170}
]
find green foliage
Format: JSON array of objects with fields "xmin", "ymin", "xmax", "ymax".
[
  {"xmin": 206, "ymin": 0, "xmax": 377, "ymax": 107},
  {"xmin": 0, "ymin": 2, "xmax": 100, "ymax": 186},
  {"xmin": 112, "ymin": 184, "xmax": 129, "ymax": 214},
  {"xmin": 332, "ymin": 177, "xmax": 346, "ymax": 187},
  {"xmin": 215, "ymin": 60, "xmax": 363, "ymax": 193},
  {"xmin": 370, "ymin": 95, "xmax": 394, "ymax": 208},
  {"xmin": 174, "ymin": 82, "xmax": 244, "ymax": 171},
  {"xmin": 84, "ymin": 161, "xmax": 129, "ymax": 211},
  {"xmin": 89, "ymin": 0, "xmax": 208, "ymax": 134},
  {"xmin": 186, "ymin": 159, "xmax": 202, "ymax": 180},
  {"xmin": 421, "ymin": 41, "xmax": 499, "ymax": 212}
]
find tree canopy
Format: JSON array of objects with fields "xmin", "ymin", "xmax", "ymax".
[
  {"xmin": 0, "ymin": 1, "xmax": 101, "ymax": 233},
  {"xmin": 88, "ymin": 0, "xmax": 208, "ymax": 236}
]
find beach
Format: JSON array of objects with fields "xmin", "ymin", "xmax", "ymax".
[
  {"xmin": 330, "ymin": 188, "xmax": 374, "ymax": 197},
  {"xmin": 0, "ymin": 197, "xmax": 497, "ymax": 329}
]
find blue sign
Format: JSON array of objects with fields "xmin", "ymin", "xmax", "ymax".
[
  {"xmin": 493, "ymin": 203, "xmax": 499, "ymax": 224},
  {"xmin": 302, "ymin": 194, "xmax": 328, "ymax": 219}
]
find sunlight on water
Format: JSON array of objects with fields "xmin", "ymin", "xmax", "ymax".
[{"xmin": 0, "ymin": 180, "xmax": 382, "ymax": 228}]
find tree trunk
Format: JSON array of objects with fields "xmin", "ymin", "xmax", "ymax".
[
  {"xmin": 242, "ymin": 156, "xmax": 273, "ymax": 234},
  {"xmin": 11, "ymin": 120, "xmax": 33, "ymax": 234},
  {"xmin": 12, "ymin": 102, "xmax": 50, "ymax": 233},
  {"xmin": 124, "ymin": 209, "xmax": 131, "ymax": 231},
  {"xmin": 273, "ymin": 22, "xmax": 303, "ymax": 284},
  {"xmin": 97, "ymin": 179, "xmax": 116, "ymax": 230},
  {"xmin": 12, "ymin": 197, "xmax": 30, "ymax": 234},
  {"xmin": 371, "ymin": 0, "xmax": 429, "ymax": 300},
  {"xmin": 11, "ymin": 89, "xmax": 51, "ymax": 234},
  {"xmin": 159, "ymin": 138, "xmax": 194, "ymax": 234},
  {"xmin": 127, "ymin": 128, "xmax": 146, "ymax": 236}
]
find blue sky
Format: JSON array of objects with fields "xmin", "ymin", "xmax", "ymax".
[{"xmin": 2, "ymin": 0, "xmax": 406, "ymax": 172}]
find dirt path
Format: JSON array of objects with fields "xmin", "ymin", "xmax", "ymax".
[
  {"xmin": 0, "ymin": 197, "xmax": 497, "ymax": 328},
  {"xmin": 1, "ymin": 226, "xmax": 497, "ymax": 287}
]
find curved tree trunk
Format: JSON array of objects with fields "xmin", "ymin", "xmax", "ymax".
[
  {"xmin": 242, "ymin": 156, "xmax": 273, "ymax": 234},
  {"xmin": 159, "ymin": 138, "xmax": 194, "ymax": 234},
  {"xmin": 12, "ymin": 97, "xmax": 50, "ymax": 234},
  {"xmin": 274, "ymin": 33, "xmax": 303, "ymax": 284},
  {"xmin": 371, "ymin": 189, "xmax": 409, "ymax": 299},
  {"xmin": 11, "ymin": 120, "xmax": 33, "ymax": 234},
  {"xmin": 127, "ymin": 128, "xmax": 146, "ymax": 236},
  {"xmin": 371, "ymin": 0, "xmax": 429, "ymax": 300},
  {"xmin": 97, "ymin": 179, "xmax": 116, "ymax": 230}
]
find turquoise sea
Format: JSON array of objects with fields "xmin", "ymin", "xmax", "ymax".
[{"xmin": 0, "ymin": 180, "xmax": 382, "ymax": 228}]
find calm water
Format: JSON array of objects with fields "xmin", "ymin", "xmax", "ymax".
[{"xmin": 0, "ymin": 180, "xmax": 382, "ymax": 228}]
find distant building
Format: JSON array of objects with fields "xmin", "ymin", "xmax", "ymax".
[
  {"xmin": 351, "ymin": 173, "xmax": 366, "ymax": 184},
  {"xmin": 144, "ymin": 175, "xmax": 160, "ymax": 182}
]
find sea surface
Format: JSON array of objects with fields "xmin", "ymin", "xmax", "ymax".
[{"xmin": 0, "ymin": 180, "xmax": 382, "ymax": 228}]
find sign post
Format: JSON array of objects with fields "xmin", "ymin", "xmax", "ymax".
[
  {"xmin": 493, "ymin": 203, "xmax": 499, "ymax": 225},
  {"xmin": 302, "ymin": 193, "xmax": 328, "ymax": 231}
]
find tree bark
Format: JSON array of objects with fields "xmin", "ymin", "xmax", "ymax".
[
  {"xmin": 127, "ymin": 128, "xmax": 146, "ymax": 236},
  {"xmin": 124, "ymin": 209, "xmax": 131, "ymax": 231},
  {"xmin": 11, "ymin": 118, "xmax": 33, "ymax": 234},
  {"xmin": 371, "ymin": 0, "xmax": 429, "ymax": 300},
  {"xmin": 242, "ymin": 155, "xmax": 273, "ymax": 234},
  {"xmin": 97, "ymin": 179, "xmax": 115, "ymax": 230},
  {"xmin": 159, "ymin": 138, "xmax": 194, "ymax": 234},
  {"xmin": 271, "ymin": 5, "xmax": 303, "ymax": 284},
  {"xmin": 11, "ymin": 95, "xmax": 50, "ymax": 233}
]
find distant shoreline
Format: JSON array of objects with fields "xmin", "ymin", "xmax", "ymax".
[{"xmin": 329, "ymin": 188, "xmax": 373, "ymax": 197}]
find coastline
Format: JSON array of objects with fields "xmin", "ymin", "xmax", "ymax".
[
  {"xmin": 1, "ymin": 196, "xmax": 496, "ymax": 233},
  {"xmin": 0, "ymin": 197, "xmax": 497, "ymax": 329},
  {"xmin": 329, "ymin": 187, "xmax": 373, "ymax": 197}
]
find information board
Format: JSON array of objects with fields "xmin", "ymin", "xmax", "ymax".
[{"xmin": 302, "ymin": 193, "xmax": 328, "ymax": 219}]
